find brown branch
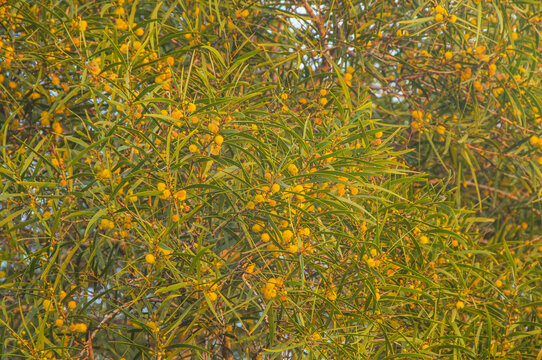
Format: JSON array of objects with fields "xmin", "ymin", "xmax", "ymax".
[
  {"xmin": 300, "ymin": 0, "xmax": 327, "ymax": 43},
  {"xmin": 300, "ymin": 0, "xmax": 330, "ymax": 71},
  {"xmin": 79, "ymin": 306, "xmax": 124, "ymax": 359},
  {"xmin": 463, "ymin": 180, "xmax": 519, "ymax": 201}
]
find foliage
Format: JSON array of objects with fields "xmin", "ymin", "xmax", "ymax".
[{"xmin": 0, "ymin": 0, "xmax": 540, "ymax": 359}]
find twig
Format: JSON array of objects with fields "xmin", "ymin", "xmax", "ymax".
[
  {"xmin": 79, "ymin": 307, "xmax": 123, "ymax": 359},
  {"xmin": 300, "ymin": 0, "xmax": 330, "ymax": 70},
  {"xmin": 463, "ymin": 180, "xmax": 519, "ymax": 201}
]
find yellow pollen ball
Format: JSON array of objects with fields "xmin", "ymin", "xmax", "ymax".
[
  {"xmin": 145, "ymin": 254, "xmax": 156, "ymax": 264},
  {"xmin": 79, "ymin": 20, "xmax": 88, "ymax": 32},
  {"xmin": 288, "ymin": 164, "xmax": 298, "ymax": 175},
  {"xmin": 282, "ymin": 229, "xmax": 293, "ymax": 242},
  {"xmin": 456, "ymin": 301, "xmax": 465, "ymax": 310},
  {"xmin": 76, "ymin": 323, "xmax": 88, "ymax": 333}
]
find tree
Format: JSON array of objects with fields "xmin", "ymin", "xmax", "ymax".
[{"xmin": 0, "ymin": 0, "xmax": 540, "ymax": 359}]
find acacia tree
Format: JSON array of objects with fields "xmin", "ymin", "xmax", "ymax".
[{"xmin": 0, "ymin": 0, "xmax": 540, "ymax": 359}]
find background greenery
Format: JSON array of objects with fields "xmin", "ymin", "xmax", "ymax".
[{"xmin": 0, "ymin": 0, "xmax": 540, "ymax": 359}]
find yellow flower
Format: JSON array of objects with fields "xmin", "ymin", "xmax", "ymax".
[
  {"xmin": 488, "ymin": 63, "xmax": 497, "ymax": 76},
  {"xmin": 145, "ymin": 254, "xmax": 156, "ymax": 264},
  {"xmin": 456, "ymin": 301, "xmax": 465, "ymax": 310},
  {"xmin": 43, "ymin": 299, "xmax": 54, "ymax": 311},
  {"xmin": 288, "ymin": 164, "xmax": 298, "ymax": 176},
  {"xmin": 411, "ymin": 110, "xmax": 423, "ymax": 120},
  {"xmin": 115, "ymin": 18, "xmax": 128, "ymax": 30},
  {"xmin": 419, "ymin": 235, "xmax": 430, "ymax": 244},
  {"xmin": 75, "ymin": 323, "xmax": 88, "ymax": 333},
  {"xmin": 174, "ymin": 190, "xmax": 187, "ymax": 201},
  {"xmin": 79, "ymin": 20, "xmax": 88, "ymax": 32},
  {"xmin": 434, "ymin": 5, "xmax": 446, "ymax": 15},
  {"xmin": 157, "ymin": 183, "xmax": 167, "ymax": 192},
  {"xmin": 287, "ymin": 243, "xmax": 299, "ymax": 253},
  {"xmin": 245, "ymin": 263, "xmax": 255, "ymax": 274},
  {"xmin": 205, "ymin": 291, "xmax": 217, "ymax": 301},
  {"xmin": 227, "ymin": 19, "xmax": 235, "ymax": 30},
  {"xmin": 263, "ymin": 286, "xmax": 276, "ymax": 300},
  {"xmin": 326, "ymin": 290, "xmax": 337, "ymax": 301},
  {"xmin": 262, "ymin": 277, "xmax": 284, "ymax": 300},
  {"xmin": 159, "ymin": 247, "xmax": 173, "ymax": 258},
  {"xmin": 160, "ymin": 189, "xmax": 171, "ymax": 199},
  {"xmin": 282, "ymin": 229, "xmax": 293, "ymax": 242},
  {"xmin": 52, "ymin": 121, "xmax": 63, "ymax": 134},
  {"xmin": 135, "ymin": 27, "xmax": 144, "ymax": 36}
]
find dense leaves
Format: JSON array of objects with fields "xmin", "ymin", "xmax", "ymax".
[{"xmin": 0, "ymin": 0, "xmax": 540, "ymax": 359}]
